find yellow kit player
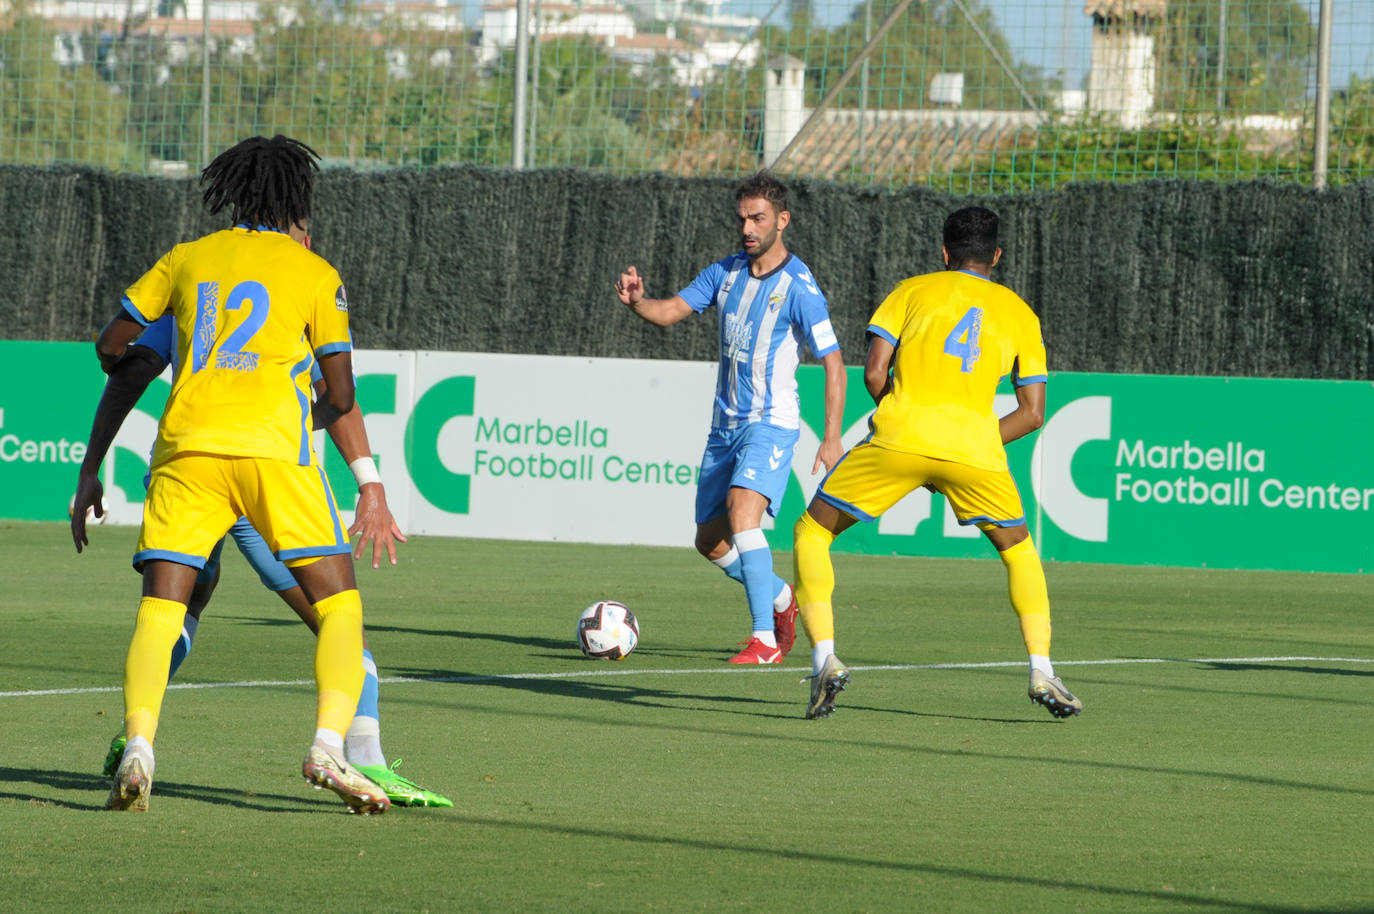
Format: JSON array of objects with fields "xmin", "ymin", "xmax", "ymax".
[
  {"xmin": 792, "ymin": 206, "xmax": 1082, "ymax": 721},
  {"xmin": 95, "ymin": 135, "xmax": 389, "ymax": 813}
]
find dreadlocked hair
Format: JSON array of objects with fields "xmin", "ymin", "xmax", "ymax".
[{"xmin": 200, "ymin": 135, "xmax": 321, "ymax": 231}]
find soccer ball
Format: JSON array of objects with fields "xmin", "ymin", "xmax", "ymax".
[
  {"xmin": 68, "ymin": 494, "xmax": 107, "ymax": 524},
  {"xmin": 576, "ymin": 601, "xmax": 639, "ymax": 660}
]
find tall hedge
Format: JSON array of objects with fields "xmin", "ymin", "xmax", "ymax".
[{"xmin": 2, "ymin": 164, "xmax": 1371, "ymax": 379}]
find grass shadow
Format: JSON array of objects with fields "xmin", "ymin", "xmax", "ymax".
[
  {"xmin": 387, "ymin": 666, "xmax": 795, "ymax": 718},
  {"xmin": 441, "ymin": 813, "xmax": 1355, "ymax": 914},
  {"xmin": 0, "ymin": 766, "xmax": 327, "ymax": 813}
]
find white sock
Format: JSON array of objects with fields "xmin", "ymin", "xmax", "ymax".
[
  {"xmin": 812, "ymin": 640, "xmax": 835, "ymax": 676},
  {"xmin": 345, "ymin": 716, "xmax": 386, "ymax": 768},
  {"xmin": 313, "ymin": 728, "xmax": 345, "ymax": 752},
  {"xmin": 1029, "ymin": 654, "xmax": 1055, "ymax": 678},
  {"xmin": 772, "ymin": 583, "xmax": 793, "ymax": 612},
  {"xmin": 125, "ymin": 735, "xmax": 155, "ymax": 774},
  {"xmin": 753, "ymin": 630, "xmax": 778, "ymax": 648},
  {"xmin": 710, "ymin": 546, "xmax": 740, "ymax": 570}
]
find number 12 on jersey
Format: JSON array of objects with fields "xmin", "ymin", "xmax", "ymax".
[
  {"xmin": 192, "ymin": 279, "xmax": 269, "ymax": 373},
  {"xmin": 943, "ymin": 307, "xmax": 983, "ymax": 373}
]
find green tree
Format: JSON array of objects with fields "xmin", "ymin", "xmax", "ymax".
[
  {"xmin": 1154, "ymin": 0, "xmax": 1314, "ymax": 113},
  {"xmin": 772, "ymin": 0, "xmax": 1053, "ymax": 112},
  {"xmin": 1325, "ymin": 75, "xmax": 1374, "ymax": 181},
  {"xmin": 0, "ymin": 16, "xmax": 138, "ymax": 167}
]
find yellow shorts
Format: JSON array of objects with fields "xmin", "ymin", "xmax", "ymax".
[
  {"xmin": 816, "ymin": 439, "xmax": 1026, "ymax": 529},
  {"xmin": 134, "ymin": 453, "xmax": 350, "ymax": 570}
]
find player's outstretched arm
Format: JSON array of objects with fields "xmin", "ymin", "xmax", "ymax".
[
  {"xmin": 615, "ymin": 266, "xmax": 693, "ymax": 327},
  {"xmin": 1000, "ymin": 382, "xmax": 1046, "ymax": 446},
  {"xmin": 313, "ymin": 378, "xmax": 408, "ymax": 569},
  {"xmin": 72, "ymin": 343, "xmax": 167, "ymax": 552},
  {"xmin": 812, "ymin": 349, "xmax": 848, "ymax": 474}
]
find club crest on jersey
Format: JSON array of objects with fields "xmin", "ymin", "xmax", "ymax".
[
  {"xmin": 335, "ymin": 285, "xmax": 349, "ymax": 313},
  {"xmin": 768, "ymin": 291, "xmax": 783, "ymax": 311}
]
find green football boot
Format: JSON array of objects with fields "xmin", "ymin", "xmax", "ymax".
[
  {"xmin": 102, "ymin": 734, "xmax": 127, "ymax": 778},
  {"xmin": 354, "ymin": 759, "xmax": 453, "ymax": 808}
]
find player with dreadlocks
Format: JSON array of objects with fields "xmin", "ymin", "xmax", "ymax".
[
  {"xmin": 90, "ymin": 135, "xmax": 404, "ymax": 814},
  {"xmin": 78, "ymin": 137, "xmax": 449, "ymax": 809}
]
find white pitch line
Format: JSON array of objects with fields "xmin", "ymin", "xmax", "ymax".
[{"xmin": 2, "ymin": 655, "xmax": 1371, "ymax": 699}]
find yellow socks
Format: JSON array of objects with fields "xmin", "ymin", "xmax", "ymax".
[
  {"xmin": 123, "ymin": 597, "xmax": 188, "ymax": 744},
  {"xmin": 793, "ymin": 511, "xmax": 838, "ymax": 645},
  {"xmin": 999, "ymin": 537, "xmax": 1052, "ymax": 657},
  {"xmin": 312, "ymin": 589, "xmax": 365, "ymax": 739}
]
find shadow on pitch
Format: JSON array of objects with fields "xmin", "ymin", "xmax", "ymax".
[
  {"xmin": 443, "ymin": 813, "xmax": 1345, "ymax": 914},
  {"xmin": 0, "ymin": 766, "xmax": 348, "ymax": 814},
  {"xmin": 386, "ymin": 665, "xmax": 796, "ymax": 719},
  {"xmin": 217, "ymin": 614, "xmax": 752, "ymax": 664},
  {"xmin": 1199, "ymin": 661, "xmax": 1374, "ymax": 677},
  {"xmin": 216, "ymin": 615, "xmax": 575, "ymax": 653},
  {"xmin": 837, "ymin": 703, "xmax": 1053, "ymax": 725}
]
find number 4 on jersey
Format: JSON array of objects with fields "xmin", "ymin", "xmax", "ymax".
[{"xmin": 943, "ymin": 307, "xmax": 983, "ymax": 373}]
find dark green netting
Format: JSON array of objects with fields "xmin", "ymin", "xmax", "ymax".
[{"xmin": 2, "ymin": 164, "xmax": 1370, "ymax": 379}]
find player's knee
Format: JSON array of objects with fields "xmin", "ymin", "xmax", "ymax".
[{"xmin": 793, "ymin": 511, "xmax": 833, "ymax": 549}]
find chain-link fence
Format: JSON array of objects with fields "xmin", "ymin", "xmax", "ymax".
[{"xmin": 2, "ymin": 0, "xmax": 1371, "ymax": 190}]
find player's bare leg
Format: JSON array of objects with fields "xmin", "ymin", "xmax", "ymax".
[{"xmin": 696, "ymin": 510, "xmax": 799, "ymax": 661}]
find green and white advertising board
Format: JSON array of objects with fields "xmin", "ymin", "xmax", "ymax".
[{"xmin": 2, "ymin": 341, "xmax": 1369, "ymax": 573}]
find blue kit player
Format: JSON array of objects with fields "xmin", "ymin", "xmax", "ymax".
[
  {"xmin": 73, "ymin": 306, "xmax": 450, "ymax": 809},
  {"xmin": 615, "ymin": 172, "xmax": 847, "ymax": 663}
]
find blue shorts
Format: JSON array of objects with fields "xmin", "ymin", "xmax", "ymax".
[{"xmin": 694, "ymin": 423, "xmax": 800, "ymax": 524}]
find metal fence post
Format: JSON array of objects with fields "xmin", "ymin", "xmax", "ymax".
[
  {"xmin": 202, "ymin": 0, "xmax": 211, "ymax": 169},
  {"xmin": 1314, "ymin": 0, "xmax": 1333, "ymax": 189},
  {"xmin": 513, "ymin": 0, "xmax": 530, "ymax": 169}
]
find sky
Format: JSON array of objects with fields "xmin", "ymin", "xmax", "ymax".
[{"xmin": 719, "ymin": 0, "xmax": 1373, "ymax": 90}]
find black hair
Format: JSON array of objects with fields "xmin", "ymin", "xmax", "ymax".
[
  {"xmin": 734, "ymin": 171, "xmax": 789, "ymax": 215},
  {"xmin": 943, "ymin": 206, "xmax": 1000, "ymax": 267},
  {"xmin": 200, "ymin": 134, "xmax": 321, "ymax": 230}
]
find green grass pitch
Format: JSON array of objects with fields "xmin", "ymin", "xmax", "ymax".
[{"xmin": 2, "ymin": 521, "xmax": 1371, "ymax": 913}]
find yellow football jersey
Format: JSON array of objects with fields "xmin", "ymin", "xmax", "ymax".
[
  {"xmin": 866, "ymin": 269, "xmax": 1046, "ymax": 471},
  {"xmin": 122, "ymin": 226, "xmax": 352, "ymax": 467}
]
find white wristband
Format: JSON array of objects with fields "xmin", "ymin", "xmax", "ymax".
[{"xmin": 349, "ymin": 456, "xmax": 382, "ymax": 487}]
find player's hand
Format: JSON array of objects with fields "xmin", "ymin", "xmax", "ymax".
[
  {"xmin": 349, "ymin": 482, "xmax": 407, "ymax": 569},
  {"xmin": 813, "ymin": 437, "xmax": 844, "ymax": 475},
  {"xmin": 615, "ymin": 266, "xmax": 644, "ymax": 306},
  {"xmin": 71, "ymin": 472, "xmax": 105, "ymax": 553}
]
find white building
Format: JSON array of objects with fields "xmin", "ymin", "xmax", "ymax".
[
  {"xmin": 1084, "ymin": 0, "xmax": 1165, "ymax": 129},
  {"xmin": 478, "ymin": 0, "xmax": 635, "ymax": 64},
  {"xmin": 763, "ymin": 54, "xmax": 1042, "ymax": 177},
  {"xmin": 355, "ymin": 0, "xmax": 464, "ymax": 32}
]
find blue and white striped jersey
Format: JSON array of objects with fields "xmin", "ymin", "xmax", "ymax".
[{"xmin": 678, "ymin": 252, "xmax": 839, "ymax": 431}]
